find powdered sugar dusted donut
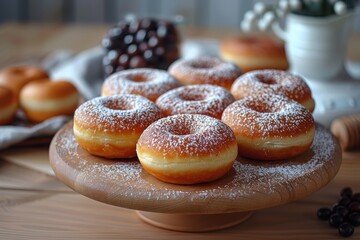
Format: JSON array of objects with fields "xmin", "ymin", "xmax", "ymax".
[
  {"xmin": 155, "ymin": 84, "xmax": 234, "ymax": 119},
  {"xmin": 136, "ymin": 114, "xmax": 238, "ymax": 185},
  {"xmin": 101, "ymin": 68, "xmax": 181, "ymax": 101},
  {"xmin": 231, "ymin": 70, "xmax": 315, "ymax": 112},
  {"xmin": 222, "ymin": 94, "xmax": 315, "ymax": 161},
  {"xmin": 74, "ymin": 94, "xmax": 162, "ymax": 159},
  {"xmin": 168, "ymin": 56, "xmax": 241, "ymax": 90}
]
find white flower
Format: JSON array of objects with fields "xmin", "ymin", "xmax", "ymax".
[{"xmin": 334, "ymin": 1, "xmax": 347, "ymax": 15}]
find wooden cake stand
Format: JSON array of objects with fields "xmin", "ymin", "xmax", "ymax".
[{"xmin": 49, "ymin": 123, "xmax": 342, "ymax": 232}]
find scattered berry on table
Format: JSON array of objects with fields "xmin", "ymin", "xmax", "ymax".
[
  {"xmin": 338, "ymin": 222, "xmax": 354, "ymax": 237},
  {"xmin": 316, "ymin": 187, "xmax": 360, "ymax": 237},
  {"xmin": 317, "ymin": 207, "xmax": 332, "ymax": 220}
]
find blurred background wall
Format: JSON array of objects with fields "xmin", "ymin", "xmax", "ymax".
[{"xmin": 0, "ymin": 0, "xmax": 359, "ymax": 31}]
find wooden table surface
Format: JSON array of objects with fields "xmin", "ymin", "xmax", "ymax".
[{"xmin": 1, "ymin": 23, "xmax": 360, "ymax": 240}]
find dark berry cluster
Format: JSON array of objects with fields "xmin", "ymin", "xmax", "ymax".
[
  {"xmin": 317, "ymin": 187, "xmax": 360, "ymax": 237},
  {"xmin": 102, "ymin": 18, "xmax": 180, "ymax": 77}
]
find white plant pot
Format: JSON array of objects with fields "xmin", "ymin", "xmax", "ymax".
[{"xmin": 273, "ymin": 12, "xmax": 354, "ymax": 80}]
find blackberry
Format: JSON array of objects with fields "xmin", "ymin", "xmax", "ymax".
[
  {"xmin": 338, "ymin": 223, "xmax": 354, "ymax": 237},
  {"xmin": 317, "ymin": 207, "xmax": 332, "ymax": 220},
  {"xmin": 102, "ymin": 17, "xmax": 180, "ymax": 77},
  {"xmin": 316, "ymin": 187, "xmax": 360, "ymax": 237}
]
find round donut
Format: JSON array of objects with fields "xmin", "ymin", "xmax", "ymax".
[
  {"xmin": 220, "ymin": 35, "xmax": 288, "ymax": 72},
  {"xmin": 0, "ymin": 66, "xmax": 48, "ymax": 96},
  {"xmin": 168, "ymin": 56, "xmax": 241, "ymax": 90},
  {"xmin": 74, "ymin": 94, "xmax": 162, "ymax": 159},
  {"xmin": 0, "ymin": 86, "xmax": 18, "ymax": 125},
  {"xmin": 222, "ymin": 94, "xmax": 315, "ymax": 161},
  {"xmin": 156, "ymin": 84, "xmax": 234, "ymax": 119},
  {"xmin": 136, "ymin": 114, "xmax": 238, "ymax": 185},
  {"xmin": 231, "ymin": 70, "xmax": 315, "ymax": 112},
  {"xmin": 20, "ymin": 79, "xmax": 79, "ymax": 123},
  {"xmin": 101, "ymin": 68, "xmax": 181, "ymax": 102}
]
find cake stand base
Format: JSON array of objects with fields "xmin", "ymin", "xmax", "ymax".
[
  {"xmin": 136, "ymin": 211, "xmax": 253, "ymax": 232},
  {"xmin": 49, "ymin": 123, "xmax": 341, "ymax": 233}
]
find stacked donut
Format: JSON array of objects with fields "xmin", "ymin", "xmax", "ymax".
[
  {"xmin": 0, "ymin": 65, "xmax": 79, "ymax": 124},
  {"xmin": 74, "ymin": 55, "xmax": 316, "ymax": 185}
]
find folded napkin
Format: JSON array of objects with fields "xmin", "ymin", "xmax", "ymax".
[
  {"xmin": 50, "ymin": 47, "xmax": 105, "ymax": 100},
  {"xmin": 0, "ymin": 116, "xmax": 71, "ymax": 150}
]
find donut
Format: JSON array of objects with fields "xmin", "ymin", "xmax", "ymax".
[
  {"xmin": 74, "ymin": 94, "xmax": 162, "ymax": 159},
  {"xmin": 156, "ymin": 84, "xmax": 234, "ymax": 119},
  {"xmin": 168, "ymin": 56, "xmax": 241, "ymax": 90},
  {"xmin": 231, "ymin": 70, "xmax": 315, "ymax": 112},
  {"xmin": 0, "ymin": 66, "xmax": 48, "ymax": 96},
  {"xmin": 20, "ymin": 79, "xmax": 79, "ymax": 123},
  {"xmin": 101, "ymin": 68, "xmax": 181, "ymax": 102},
  {"xmin": 220, "ymin": 35, "xmax": 288, "ymax": 72},
  {"xmin": 0, "ymin": 86, "xmax": 18, "ymax": 125},
  {"xmin": 136, "ymin": 114, "xmax": 238, "ymax": 185},
  {"xmin": 222, "ymin": 94, "xmax": 315, "ymax": 161}
]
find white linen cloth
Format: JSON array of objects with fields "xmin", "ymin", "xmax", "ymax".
[{"xmin": 0, "ymin": 116, "xmax": 70, "ymax": 150}]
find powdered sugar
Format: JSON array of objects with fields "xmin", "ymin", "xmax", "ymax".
[
  {"xmin": 101, "ymin": 68, "xmax": 181, "ymax": 101},
  {"xmin": 137, "ymin": 114, "xmax": 236, "ymax": 158},
  {"xmin": 168, "ymin": 56, "xmax": 241, "ymax": 88},
  {"xmin": 231, "ymin": 70, "xmax": 312, "ymax": 104},
  {"xmin": 74, "ymin": 94, "xmax": 162, "ymax": 133},
  {"xmin": 222, "ymin": 94, "xmax": 314, "ymax": 137},
  {"xmin": 155, "ymin": 84, "xmax": 234, "ymax": 119}
]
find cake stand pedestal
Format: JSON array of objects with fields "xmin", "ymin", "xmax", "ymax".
[
  {"xmin": 49, "ymin": 122, "xmax": 342, "ymax": 232},
  {"xmin": 136, "ymin": 211, "xmax": 252, "ymax": 232}
]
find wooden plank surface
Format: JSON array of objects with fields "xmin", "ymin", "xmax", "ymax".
[
  {"xmin": 0, "ymin": 22, "xmax": 359, "ymax": 69},
  {"xmin": 0, "ymin": 154, "xmax": 359, "ymax": 239}
]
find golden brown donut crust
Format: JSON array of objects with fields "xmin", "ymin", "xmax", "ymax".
[
  {"xmin": 0, "ymin": 66, "xmax": 48, "ymax": 96},
  {"xmin": 222, "ymin": 94, "xmax": 315, "ymax": 160},
  {"xmin": 20, "ymin": 79, "xmax": 79, "ymax": 122},
  {"xmin": 231, "ymin": 70, "xmax": 315, "ymax": 112},
  {"xmin": 136, "ymin": 114, "xmax": 238, "ymax": 184},
  {"xmin": 168, "ymin": 56, "xmax": 241, "ymax": 91},
  {"xmin": 74, "ymin": 95, "xmax": 162, "ymax": 159},
  {"xmin": 220, "ymin": 35, "xmax": 288, "ymax": 72},
  {"xmin": 155, "ymin": 84, "xmax": 234, "ymax": 119},
  {"xmin": 0, "ymin": 86, "xmax": 18, "ymax": 125},
  {"xmin": 102, "ymin": 68, "xmax": 181, "ymax": 102}
]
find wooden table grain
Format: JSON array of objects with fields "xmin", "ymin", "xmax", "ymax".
[
  {"xmin": 1, "ymin": 149, "xmax": 359, "ymax": 239},
  {"xmin": 0, "ymin": 23, "xmax": 360, "ymax": 239}
]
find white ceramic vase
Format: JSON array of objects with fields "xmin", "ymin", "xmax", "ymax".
[{"xmin": 272, "ymin": 12, "xmax": 354, "ymax": 80}]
